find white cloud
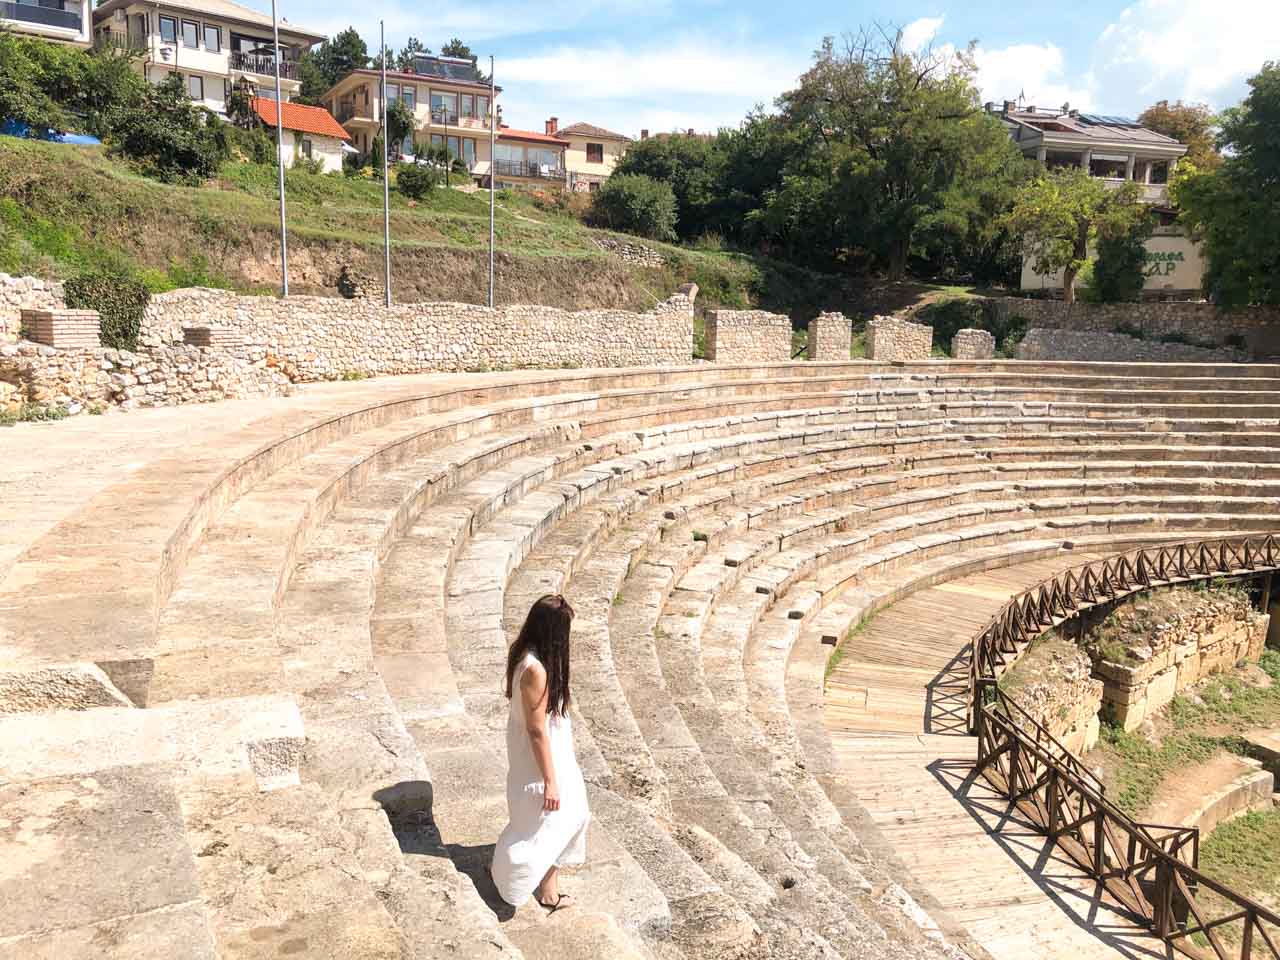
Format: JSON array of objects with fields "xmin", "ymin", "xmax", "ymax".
[
  {"xmin": 901, "ymin": 16, "xmax": 945, "ymax": 53},
  {"xmin": 1092, "ymin": 0, "xmax": 1280, "ymax": 107},
  {"xmin": 972, "ymin": 42, "xmax": 1095, "ymax": 112}
]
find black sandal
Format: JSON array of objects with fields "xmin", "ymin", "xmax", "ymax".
[{"xmin": 535, "ymin": 892, "xmax": 574, "ymax": 914}]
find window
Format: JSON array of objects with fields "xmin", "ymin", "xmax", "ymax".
[
  {"xmin": 187, "ymin": 74, "xmax": 203, "ymax": 100},
  {"xmin": 203, "ymin": 24, "xmax": 220, "ymax": 52},
  {"xmin": 586, "ymin": 142, "xmax": 604, "ymax": 163},
  {"xmin": 460, "ymin": 94, "xmax": 474, "ymax": 119},
  {"xmin": 181, "ymin": 19, "xmax": 199, "ymax": 49},
  {"xmin": 588, "ymin": 181, "xmax": 600, "ymax": 193},
  {"xmin": 1148, "ymin": 160, "xmax": 1170, "ymax": 185},
  {"xmin": 430, "ymin": 90, "xmax": 458, "ymax": 122},
  {"xmin": 462, "ymin": 138, "xmax": 476, "ymax": 168},
  {"xmin": 477, "ymin": 96, "xmax": 490, "ymax": 124},
  {"xmin": 400, "ymin": 85, "xmax": 415, "ymax": 111},
  {"xmin": 1088, "ymin": 155, "xmax": 1128, "ymax": 180},
  {"xmin": 301, "ymin": 139, "xmax": 312, "ymax": 158},
  {"xmin": 158, "ymin": 15, "xmax": 176, "ymax": 43},
  {"xmin": 528, "ymin": 147, "xmax": 559, "ymax": 171}
]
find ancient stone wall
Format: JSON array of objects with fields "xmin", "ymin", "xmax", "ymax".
[
  {"xmin": 592, "ymin": 236, "xmax": 667, "ymax": 268},
  {"xmin": 141, "ymin": 288, "xmax": 696, "ymax": 379},
  {"xmin": 704, "ymin": 310, "xmax": 791, "ymax": 363},
  {"xmin": 865, "ymin": 316, "xmax": 932, "ymax": 361},
  {"xmin": 951, "ymin": 328, "xmax": 995, "ymax": 360},
  {"xmin": 1088, "ymin": 588, "xmax": 1269, "ymax": 730},
  {"xmin": 1002, "ymin": 642, "xmax": 1103, "ymax": 754},
  {"xmin": 807, "ymin": 312, "xmax": 852, "ymax": 361},
  {"xmin": 0, "ymin": 274, "xmax": 64, "ymax": 344},
  {"xmin": 991, "ymin": 297, "xmax": 1280, "ymax": 358},
  {"xmin": 1016, "ymin": 328, "xmax": 1246, "ymax": 363},
  {"xmin": 0, "ymin": 341, "xmax": 290, "ymax": 414}
]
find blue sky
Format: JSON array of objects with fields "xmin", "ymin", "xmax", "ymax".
[{"xmin": 275, "ymin": 0, "xmax": 1278, "ymax": 135}]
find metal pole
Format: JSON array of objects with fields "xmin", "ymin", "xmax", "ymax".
[
  {"xmin": 380, "ymin": 21, "xmax": 391, "ymax": 307},
  {"xmin": 270, "ymin": 0, "xmax": 288, "ymax": 296},
  {"xmin": 488, "ymin": 55, "xmax": 495, "ymax": 308}
]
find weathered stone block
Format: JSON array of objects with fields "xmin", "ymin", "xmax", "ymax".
[
  {"xmin": 808, "ymin": 312, "xmax": 852, "ymax": 361},
  {"xmin": 951, "ymin": 328, "xmax": 995, "ymax": 360},
  {"xmin": 705, "ymin": 309, "xmax": 791, "ymax": 363},
  {"xmin": 866, "ymin": 316, "xmax": 932, "ymax": 361}
]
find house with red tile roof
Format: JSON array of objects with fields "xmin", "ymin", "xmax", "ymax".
[
  {"xmin": 251, "ymin": 97, "xmax": 350, "ymax": 174},
  {"xmin": 552, "ymin": 120, "xmax": 632, "ymax": 192}
]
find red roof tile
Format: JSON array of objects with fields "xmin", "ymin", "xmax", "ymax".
[
  {"xmin": 496, "ymin": 126, "xmax": 565, "ymax": 146},
  {"xmin": 251, "ymin": 98, "xmax": 350, "ymax": 142}
]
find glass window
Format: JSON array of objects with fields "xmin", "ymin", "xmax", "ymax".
[
  {"xmin": 401, "ymin": 86, "xmax": 415, "ymax": 111},
  {"xmin": 203, "ymin": 24, "xmax": 219, "ymax": 51},
  {"xmin": 586, "ymin": 142, "xmax": 603, "ymax": 163},
  {"xmin": 430, "ymin": 91, "xmax": 457, "ymax": 121},
  {"xmin": 477, "ymin": 96, "xmax": 490, "ymax": 122},
  {"xmin": 301, "ymin": 139, "xmax": 312, "ymax": 158},
  {"xmin": 446, "ymin": 136, "xmax": 460, "ymax": 159},
  {"xmin": 181, "ymin": 19, "xmax": 198, "ymax": 49},
  {"xmin": 462, "ymin": 138, "xmax": 476, "ymax": 167},
  {"xmin": 187, "ymin": 74, "xmax": 203, "ymax": 100},
  {"xmin": 1149, "ymin": 160, "xmax": 1169, "ymax": 185},
  {"xmin": 159, "ymin": 15, "xmax": 176, "ymax": 43},
  {"xmin": 529, "ymin": 147, "xmax": 558, "ymax": 170},
  {"xmin": 386, "ymin": 82, "xmax": 399, "ymax": 101},
  {"xmin": 460, "ymin": 95, "xmax": 474, "ymax": 118},
  {"xmin": 430, "ymin": 133, "xmax": 443, "ymax": 148}
]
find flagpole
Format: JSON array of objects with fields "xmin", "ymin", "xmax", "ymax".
[
  {"xmin": 488, "ymin": 55, "xmax": 495, "ymax": 308},
  {"xmin": 380, "ymin": 20, "xmax": 391, "ymax": 307},
  {"xmin": 270, "ymin": 0, "xmax": 288, "ymax": 296}
]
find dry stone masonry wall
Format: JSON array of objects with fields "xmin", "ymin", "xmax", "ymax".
[
  {"xmin": 1004, "ymin": 643, "xmax": 1103, "ymax": 755},
  {"xmin": 1016, "ymin": 328, "xmax": 1247, "ymax": 364},
  {"xmin": 0, "ymin": 274, "xmax": 64, "ymax": 344},
  {"xmin": 1087, "ymin": 586, "xmax": 1270, "ymax": 730},
  {"xmin": 807, "ymin": 312, "xmax": 852, "ymax": 361},
  {"xmin": 951, "ymin": 328, "xmax": 995, "ymax": 360},
  {"xmin": 592, "ymin": 236, "xmax": 667, "ymax": 268},
  {"xmin": 142, "ymin": 287, "xmax": 696, "ymax": 379},
  {"xmin": 992, "ymin": 297, "xmax": 1280, "ymax": 358},
  {"xmin": 704, "ymin": 310, "xmax": 792, "ymax": 363},
  {"xmin": 865, "ymin": 316, "xmax": 932, "ymax": 361}
]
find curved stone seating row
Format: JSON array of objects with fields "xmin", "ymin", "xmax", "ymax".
[{"xmin": 8, "ymin": 362, "xmax": 1280, "ymax": 959}]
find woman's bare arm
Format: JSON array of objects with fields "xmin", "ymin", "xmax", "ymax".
[{"xmin": 520, "ymin": 662, "xmax": 560, "ymax": 811}]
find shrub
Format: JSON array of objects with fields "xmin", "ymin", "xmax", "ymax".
[
  {"xmin": 107, "ymin": 74, "xmax": 228, "ymax": 182},
  {"xmin": 396, "ymin": 162, "xmax": 439, "ymax": 200},
  {"xmin": 219, "ymin": 123, "xmax": 275, "ymax": 165},
  {"xmin": 589, "ymin": 173, "xmax": 678, "ymax": 241},
  {"xmin": 914, "ymin": 296, "xmax": 1030, "ymax": 357},
  {"xmin": 64, "ymin": 267, "xmax": 150, "ymax": 350}
]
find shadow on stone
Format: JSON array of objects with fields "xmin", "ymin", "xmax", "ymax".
[{"xmin": 373, "ymin": 780, "xmax": 515, "ymax": 921}]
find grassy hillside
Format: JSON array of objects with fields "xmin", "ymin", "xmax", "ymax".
[{"xmin": 0, "ymin": 139, "xmax": 857, "ymax": 316}]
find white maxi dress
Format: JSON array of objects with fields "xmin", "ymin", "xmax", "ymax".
[{"xmin": 492, "ymin": 652, "xmax": 590, "ymax": 906}]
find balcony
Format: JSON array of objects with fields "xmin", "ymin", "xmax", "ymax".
[
  {"xmin": 493, "ymin": 159, "xmax": 565, "ymax": 181},
  {"xmin": 428, "ymin": 108, "xmax": 490, "ymax": 130},
  {"xmin": 1, "ymin": 0, "xmax": 82, "ymax": 31},
  {"xmin": 335, "ymin": 103, "xmax": 377, "ymax": 125},
  {"xmin": 229, "ymin": 51, "xmax": 299, "ymax": 81}
]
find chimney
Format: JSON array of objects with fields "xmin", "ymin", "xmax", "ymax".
[
  {"xmin": 686, "ymin": 127, "xmax": 694, "ymax": 136},
  {"xmin": 1002, "ymin": 100, "xmax": 1016, "ymax": 116},
  {"xmin": 640, "ymin": 129, "xmax": 649, "ymax": 140},
  {"xmin": 1027, "ymin": 104, "xmax": 1037, "ymax": 113},
  {"xmin": 1061, "ymin": 101, "xmax": 1070, "ymax": 114},
  {"xmin": 545, "ymin": 116, "xmax": 558, "ymax": 135}
]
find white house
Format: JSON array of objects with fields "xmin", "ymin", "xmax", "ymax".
[
  {"xmin": 251, "ymin": 97, "xmax": 350, "ymax": 174},
  {"xmin": 92, "ymin": 0, "xmax": 324, "ymax": 117},
  {"xmin": 2, "ymin": 0, "xmax": 93, "ymax": 47}
]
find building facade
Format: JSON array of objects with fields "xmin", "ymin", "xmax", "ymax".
[
  {"xmin": 551, "ymin": 120, "xmax": 631, "ymax": 192},
  {"xmin": 493, "ymin": 124, "xmax": 566, "ymax": 189},
  {"xmin": 92, "ymin": 0, "xmax": 323, "ymax": 116},
  {"xmin": 2, "ymin": 0, "xmax": 93, "ymax": 47},
  {"xmin": 323, "ymin": 55, "xmax": 496, "ymax": 176},
  {"xmin": 993, "ymin": 100, "xmax": 1204, "ymax": 297},
  {"xmin": 250, "ymin": 97, "xmax": 349, "ymax": 174}
]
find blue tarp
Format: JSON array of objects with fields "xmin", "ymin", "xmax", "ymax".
[{"xmin": 0, "ymin": 118, "xmax": 101, "ymax": 145}]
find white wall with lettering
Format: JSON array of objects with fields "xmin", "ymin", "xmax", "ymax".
[{"xmin": 1021, "ymin": 229, "xmax": 1206, "ymax": 295}]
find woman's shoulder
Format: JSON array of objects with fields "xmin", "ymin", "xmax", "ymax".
[{"xmin": 517, "ymin": 652, "xmax": 545, "ymax": 682}]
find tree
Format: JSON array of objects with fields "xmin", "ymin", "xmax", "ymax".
[
  {"xmin": 440, "ymin": 38, "xmax": 474, "ymax": 59},
  {"xmin": 1137, "ymin": 100, "xmax": 1221, "ymax": 170},
  {"xmin": 1003, "ymin": 167, "xmax": 1145, "ymax": 304},
  {"xmin": 590, "ymin": 174, "xmax": 678, "ymax": 241},
  {"xmin": 385, "ymin": 98, "xmax": 414, "ymax": 156},
  {"xmin": 106, "ymin": 73, "xmax": 228, "ymax": 182},
  {"xmin": 612, "ymin": 133, "xmax": 724, "ymax": 240},
  {"xmin": 297, "ymin": 27, "xmax": 368, "ymax": 103},
  {"xmin": 777, "ymin": 30, "xmax": 1003, "ymax": 280},
  {"xmin": 1091, "ymin": 202, "xmax": 1154, "ymax": 302},
  {"xmin": 1173, "ymin": 62, "xmax": 1280, "ymax": 307},
  {"xmin": 397, "ymin": 37, "xmax": 429, "ymax": 71},
  {"xmin": 226, "ymin": 76, "xmax": 258, "ymax": 128}
]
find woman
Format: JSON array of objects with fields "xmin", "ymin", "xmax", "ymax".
[{"xmin": 491, "ymin": 594, "xmax": 589, "ymax": 912}]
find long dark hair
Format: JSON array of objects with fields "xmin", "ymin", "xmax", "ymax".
[{"xmin": 505, "ymin": 594, "xmax": 575, "ymax": 716}]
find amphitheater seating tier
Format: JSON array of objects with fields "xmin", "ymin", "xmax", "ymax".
[{"xmin": 2, "ymin": 359, "xmax": 1279, "ymax": 960}]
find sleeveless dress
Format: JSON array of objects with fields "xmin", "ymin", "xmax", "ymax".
[{"xmin": 491, "ymin": 652, "xmax": 590, "ymax": 906}]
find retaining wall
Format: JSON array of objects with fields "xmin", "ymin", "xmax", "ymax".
[
  {"xmin": 142, "ymin": 288, "xmax": 697, "ymax": 380},
  {"xmin": 1016, "ymin": 328, "xmax": 1247, "ymax": 364},
  {"xmin": 704, "ymin": 310, "xmax": 791, "ymax": 363},
  {"xmin": 0, "ymin": 274, "xmax": 64, "ymax": 344}
]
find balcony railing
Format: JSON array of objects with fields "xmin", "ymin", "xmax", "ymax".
[
  {"xmin": 229, "ymin": 51, "xmax": 299, "ymax": 81},
  {"xmin": 334, "ymin": 103, "xmax": 376, "ymax": 124},
  {"xmin": 493, "ymin": 159, "xmax": 565, "ymax": 181},
  {"xmin": 429, "ymin": 108, "xmax": 490, "ymax": 129},
  {"xmin": 1, "ymin": 0, "xmax": 82, "ymax": 31},
  {"xmin": 95, "ymin": 28, "xmax": 146, "ymax": 51}
]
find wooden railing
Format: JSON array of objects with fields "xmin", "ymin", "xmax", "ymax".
[{"xmin": 969, "ymin": 534, "xmax": 1280, "ymax": 959}]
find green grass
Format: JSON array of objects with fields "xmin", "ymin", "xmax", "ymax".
[
  {"xmin": 1195, "ymin": 809, "xmax": 1280, "ymax": 944},
  {"xmin": 824, "ymin": 613, "xmax": 876, "ymax": 684},
  {"xmin": 0, "ymin": 402, "xmax": 71, "ymax": 426}
]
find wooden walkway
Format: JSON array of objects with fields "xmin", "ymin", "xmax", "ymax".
[{"xmin": 824, "ymin": 555, "xmax": 1166, "ymax": 960}]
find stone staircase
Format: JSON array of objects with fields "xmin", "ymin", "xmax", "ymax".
[{"xmin": 2, "ymin": 359, "xmax": 1279, "ymax": 959}]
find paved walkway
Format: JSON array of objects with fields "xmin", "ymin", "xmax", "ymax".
[{"xmin": 824, "ymin": 555, "xmax": 1165, "ymax": 960}]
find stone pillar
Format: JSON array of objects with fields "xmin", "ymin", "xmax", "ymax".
[
  {"xmin": 807, "ymin": 311, "xmax": 852, "ymax": 361},
  {"xmin": 951, "ymin": 328, "xmax": 995, "ymax": 360},
  {"xmin": 20, "ymin": 309, "xmax": 101, "ymax": 350},
  {"xmin": 1081, "ymin": 149, "xmax": 1092, "ymax": 172},
  {"xmin": 1125, "ymin": 155, "xmax": 1136, "ymax": 181},
  {"xmin": 705, "ymin": 310, "xmax": 791, "ymax": 363},
  {"xmin": 865, "ymin": 316, "xmax": 932, "ymax": 361}
]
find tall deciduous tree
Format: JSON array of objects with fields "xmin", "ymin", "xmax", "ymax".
[
  {"xmin": 1137, "ymin": 100, "xmax": 1221, "ymax": 170},
  {"xmin": 777, "ymin": 30, "xmax": 1007, "ymax": 280},
  {"xmin": 1003, "ymin": 168, "xmax": 1145, "ymax": 304},
  {"xmin": 1173, "ymin": 62, "xmax": 1280, "ymax": 307}
]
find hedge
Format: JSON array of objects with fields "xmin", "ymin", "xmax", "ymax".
[{"xmin": 63, "ymin": 268, "xmax": 150, "ymax": 351}]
